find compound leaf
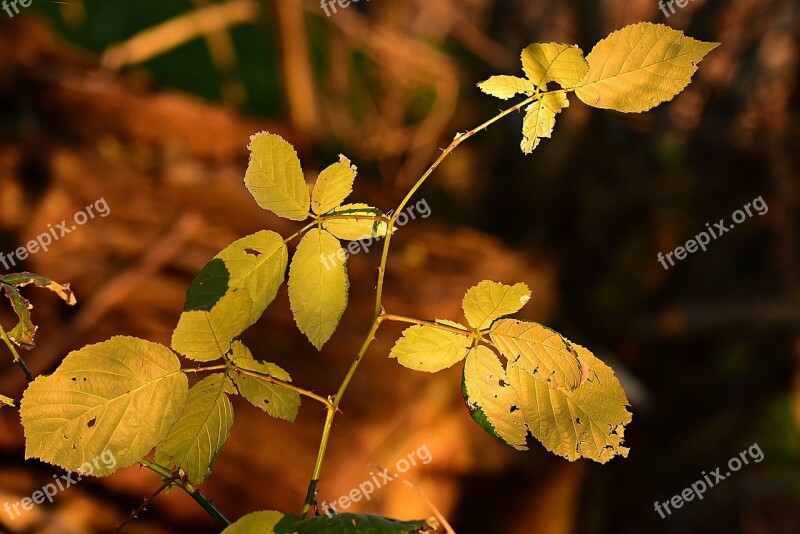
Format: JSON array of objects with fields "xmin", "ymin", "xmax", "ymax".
[
  {"xmin": 322, "ymin": 204, "xmax": 388, "ymax": 242},
  {"xmin": 490, "ymin": 319, "xmax": 584, "ymax": 390},
  {"xmin": 574, "ymin": 22, "xmax": 720, "ymax": 113},
  {"xmin": 462, "ymin": 280, "xmax": 531, "ymax": 330},
  {"xmin": 244, "ymin": 132, "xmax": 311, "ymax": 221},
  {"xmin": 20, "ymin": 336, "xmax": 188, "ymax": 475},
  {"xmin": 154, "ymin": 373, "xmax": 233, "ymax": 485},
  {"xmin": 507, "ymin": 343, "xmax": 631, "ymax": 463},
  {"xmin": 288, "ymin": 229, "xmax": 349, "ymax": 350},
  {"xmin": 172, "ymin": 289, "xmax": 253, "ymax": 362},
  {"xmin": 521, "ymin": 43, "xmax": 588, "ymax": 89},
  {"xmin": 390, "ymin": 325, "xmax": 471, "ymax": 372},
  {"xmin": 477, "ymin": 75, "xmax": 535, "ymax": 100},
  {"xmin": 520, "ymin": 92, "xmax": 569, "ymax": 154},
  {"xmin": 463, "ymin": 345, "xmax": 527, "ymax": 450},
  {"xmin": 228, "ymin": 341, "xmax": 300, "ymax": 422},
  {"xmin": 312, "ymin": 156, "xmax": 357, "ymax": 215}
]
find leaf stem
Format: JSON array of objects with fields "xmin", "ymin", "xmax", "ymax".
[
  {"xmin": 0, "ymin": 394, "xmax": 18, "ymax": 408},
  {"xmin": 380, "ymin": 314, "xmax": 474, "ymax": 338},
  {"xmin": 0, "ymin": 321, "xmax": 33, "ymax": 381},
  {"xmin": 298, "ymin": 96, "xmax": 535, "ymax": 517},
  {"xmin": 234, "ymin": 367, "xmax": 334, "ymax": 411},
  {"xmin": 139, "ymin": 459, "xmax": 230, "ymax": 527}
]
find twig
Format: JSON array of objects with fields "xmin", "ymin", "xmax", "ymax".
[{"xmin": 116, "ymin": 473, "xmax": 178, "ymax": 532}]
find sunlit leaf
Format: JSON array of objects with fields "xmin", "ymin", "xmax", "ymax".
[
  {"xmin": 521, "ymin": 43, "xmax": 589, "ymax": 89},
  {"xmin": 20, "ymin": 337, "xmax": 188, "ymax": 475},
  {"xmin": 275, "ymin": 513, "xmax": 435, "ymax": 533},
  {"xmin": 489, "ymin": 319, "xmax": 584, "ymax": 390},
  {"xmin": 507, "ymin": 343, "xmax": 631, "ymax": 463},
  {"xmin": 520, "ymin": 92, "xmax": 569, "ymax": 154},
  {"xmin": 462, "ymin": 280, "xmax": 531, "ymax": 330},
  {"xmin": 154, "ymin": 373, "xmax": 233, "ymax": 485},
  {"xmin": 228, "ymin": 341, "xmax": 300, "ymax": 422},
  {"xmin": 574, "ymin": 22, "xmax": 719, "ymax": 112},
  {"xmin": 477, "ymin": 75, "xmax": 535, "ymax": 100},
  {"xmin": 288, "ymin": 229, "xmax": 349, "ymax": 350},
  {"xmin": 463, "ymin": 346, "xmax": 527, "ymax": 450},
  {"xmin": 322, "ymin": 204, "xmax": 388, "ymax": 242},
  {"xmin": 222, "ymin": 510, "xmax": 284, "ymax": 533},
  {"xmin": 2, "ymin": 284, "xmax": 36, "ymax": 349},
  {"xmin": 244, "ymin": 132, "xmax": 311, "ymax": 221},
  {"xmin": 312, "ymin": 156, "xmax": 357, "ymax": 215},
  {"xmin": 390, "ymin": 325, "xmax": 471, "ymax": 372},
  {"xmin": 172, "ymin": 290, "xmax": 253, "ymax": 362}
]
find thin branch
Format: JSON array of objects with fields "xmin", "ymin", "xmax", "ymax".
[
  {"xmin": 0, "ymin": 321, "xmax": 33, "ymax": 381},
  {"xmin": 116, "ymin": 473, "xmax": 178, "ymax": 532}
]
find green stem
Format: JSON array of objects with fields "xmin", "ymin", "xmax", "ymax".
[
  {"xmin": 0, "ymin": 321, "xmax": 33, "ymax": 381},
  {"xmin": 0, "ymin": 394, "xmax": 18, "ymax": 408},
  {"xmin": 298, "ymin": 96, "xmax": 536, "ymax": 517},
  {"xmin": 139, "ymin": 459, "xmax": 230, "ymax": 527}
]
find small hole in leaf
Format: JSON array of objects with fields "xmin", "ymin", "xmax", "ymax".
[
  {"xmin": 243, "ymin": 248, "xmax": 261, "ymax": 257},
  {"xmin": 71, "ymin": 377, "xmax": 77, "ymax": 382},
  {"xmin": 510, "ymin": 405, "xmax": 519, "ymax": 413},
  {"xmin": 263, "ymin": 400, "xmax": 270, "ymax": 405},
  {"xmin": 87, "ymin": 417, "xmax": 96, "ymax": 428},
  {"xmin": 498, "ymin": 379, "xmax": 508, "ymax": 387}
]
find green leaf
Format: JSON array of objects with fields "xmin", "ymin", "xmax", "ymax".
[
  {"xmin": 520, "ymin": 92, "xmax": 569, "ymax": 154},
  {"xmin": 0, "ymin": 272, "xmax": 76, "ymax": 306},
  {"xmin": 322, "ymin": 204, "xmax": 388, "ymax": 241},
  {"xmin": 312, "ymin": 155, "xmax": 357, "ymax": 215},
  {"xmin": 461, "ymin": 280, "xmax": 531, "ymax": 330},
  {"xmin": 390, "ymin": 325, "xmax": 471, "ymax": 372},
  {"xmin": 506, "ymin": 343, "xmax": 631, "ymax": 463},
  {"xmin": 20, "ymin": 337, "xmax": 188, "ymax": 475},
  {"xmin": 172, "ymin": 289, "xmax": 253, "ymax": 362},
  {"xmin": 521, "ymin": 43, "xmax": 589, "ymax": 89},
  {"xmin": 184, "ymin": 258, "xmax": 230, "ymax": 312},
  {"xmin": 228, "ymin": 341, "xmax": 300, "ymax": 422},
  {"xmin": 463, "ymin": 346, "xmax": 527, "ymax": 450},
  {"xmin": 574, "ymin": 22, "xmax": 720, "ymax": 113},
  {"xmin": 216, "ymin": 231, "xmax": 289, "ymax": 326},
  {"xmin": 275, "ymin": 513, "xmax": 435, "ymax": 533},
  {"xmin": 244, "ymin": 132, "xmax": 311, "ymax": 221},
  {"xmin": 288, "ymin": 229, "xmax": 349, "ymax": 350},
  {"xmin": 489, "ymin": 319, "xmax": 584, "ymax": 390},
  {"xmin": 154, "ymin": 374, "xmax": 233, "ymax": 485},
  {"xmin": 222, "ymin": 510, "xmax": 285, "ymax": 533},
  {"xmin": 477, "ymin": 75, "xmax": 535, "ymax": 100}
]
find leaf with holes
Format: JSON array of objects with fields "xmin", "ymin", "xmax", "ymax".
[
  {"xmin": 520, "ymin": 92, "xmax": 569, "ymax": 154},
  {"xmin": 574, "ymin": 22, "xmax": 719, "ymax": 112},
  {"xmin": 20, "ymin": 336, "xmax": 188, "ymax": 475},
  {"xmin": 172, "ymin": 289, "xmax": 253, "ymax": 362},
  {"xmin": 463, "ymin": 345, "xmax": 527, "ymax": 450},
  {"xmin": 228, "ymin": 341, "xmax": 300, "ymax": 422},
  {"xmin": 462, "ymin": 280, "xmax": 531, "ymax": 330},
  {"xmin": 506, "ymin": 343, "xmax": 631, "ymax": 463},
  {"xmin": 244, "ymin": 132, "xmax": 311, "ymax": 221},
  {"xmin": 154, "ymin": 373, "xmax": 233, "ymax": 485},
  {"xmin": 390, "ymin": 325, "xmax": 471, "ymax": 372},
  {"xmin": 288, "ymin": 229, "xmax": 349, "ymax": 350},
  {"xmin": 490, "ymin": 319, "xmax": 584, "ymax": 390}
]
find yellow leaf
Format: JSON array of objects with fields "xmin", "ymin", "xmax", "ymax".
[
  {"xmin": 489, "ymin": 319, "xmax": 583, "ymax": 390},
  {"xmin": 522, "ymin": 43, "xmax": 588, "ymax": 89},
  {"xmin": 322, "ymin": 203, "xmax": 388, "ymax": 241},
  {"xmin": 288, "ymin": 229, "xmax": 348, "ymax": 350},
  {"xmin": 228, "ymin": 341, "xmax": 301, "ymax": 421},
  {"xmin": 477, "ymin": 75, "xmax": 535, "ymax": 100},
  {"xmin": 520, "ymin": 92, "xmax": 569, "ymax": 154},
  {"xmin": 463, "ymin": 346, "xmax": 528, "ymax": 450},
  {"xmin": 506, "ymin": 343, "xmax": 631, "ymax": 463},
  {"xmin": 574, "ymin": 22, "xmax": 720, "ymax": 113},
  {"xmin": 244, "ymin": 132, "xmax": 311, "ymax": 221},
  {"xmin": 390, "ymin": 325, "xmax": 471, "ymax": 372},
  {"xmin": 312, "ymin": 155, "xmax": 357, "ymax": 215},
  {"xmin": 462, "ymin": 280, "xmax": 531, "ymax": 330}
]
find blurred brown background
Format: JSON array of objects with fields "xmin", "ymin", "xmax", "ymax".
[{"xmin": 0, "ymin": 0, "xmax": 798, "ymax": 533}]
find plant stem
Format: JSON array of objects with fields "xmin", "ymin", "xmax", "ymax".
[
  {"xmin": 298, "ymin": 96, "xmax": 536, "ymax": 517},
  {"xmin": 0, "ymin": 394, "xmax": 18, "ymax": 408},
  {"xmin": 380, "ymin": 314, "xmax": 476, "ymax": 337},
  {"xmin": 139, "ymin": 459, "xmax": 230, "ymax": 527},
  {"xmin": 0, "ymin": 322, "xmax": 33, "ymax": 381}
]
